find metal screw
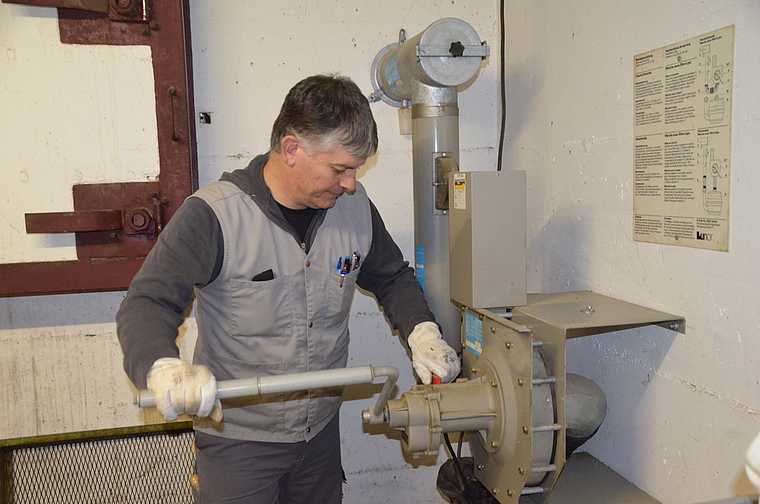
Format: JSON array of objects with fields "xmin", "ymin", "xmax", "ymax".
[
  {"xmin": 518, "ymin": 467, "xmax": 525, "ymax": 475},
  {"xmin": 490, "ymin": 441, "xmax": 498, "ymax": 449},
  {"xmin": 505, "ymin": 341, "xmax": 513, "ymax": 349},
  {"xmin": 523, "ymin": 426, "xmax": 529, "ymax": 434},
  {"xmin": 491, "ymin": 381, "xmax": 497, "ymax": 387},
  {"xmin": 471, "ymin": 368, "xmax": 478, "ymax": 374},
  {"xmin": 492, "ymin": 488, "xmax": 500, "ymax": 495},
  {"xmin": 507, "ymin": 489, "xmax": 515, "ymax": 497},
  {"xmin": 490, "ymin": 327, "xmax": 496, "ymax": 333},
  {"xmin": 477, "ymin": 464, "xmax": 484, "ymax": 470},
  {"xmin": 517, "ymin": 378, "xmax": 524, "ymax": 386}
]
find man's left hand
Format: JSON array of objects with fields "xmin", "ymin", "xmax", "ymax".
[{"xmin": 407, "ymin": 321, "xmax": 460, "ymax": 384}]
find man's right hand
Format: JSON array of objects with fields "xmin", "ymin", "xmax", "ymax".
[{"xmin": 147, "ymin": 357, "xmax": 222, "ymax": 422}]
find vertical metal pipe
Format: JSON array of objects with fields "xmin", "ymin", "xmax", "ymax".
[
  {"xmin": 370, "ymin": 366, "xmax": 400, "ymax": 418},
  {"xmin": 411, "ymin": 82, "xmax": 461, "ymax": 349}
]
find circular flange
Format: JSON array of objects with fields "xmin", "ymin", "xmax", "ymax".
[{"xmin": 369, "ymin": 42, "xmax": 404, "ymax": 108}]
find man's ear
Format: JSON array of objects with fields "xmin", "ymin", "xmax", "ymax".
[{"xmin": 280, "ymin": 135, "xmax": 300, "ymax": 167}]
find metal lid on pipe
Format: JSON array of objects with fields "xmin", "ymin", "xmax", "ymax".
[
  {"xmin": 370, "ymin": 18, "xmax": 488, "ymax": 107},
  {"xmin": 416, "ymin": 18, "xmax": 487, "ymax": 87}
]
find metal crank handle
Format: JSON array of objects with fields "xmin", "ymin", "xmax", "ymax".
[{"xmin": 135, "ymin": 364, "xmax": 399, "ymax": 414}]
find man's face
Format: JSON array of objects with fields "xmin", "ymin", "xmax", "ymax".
[{"xmin": 289, "ymin": 143, "xmax": 366, "ymax": 210}]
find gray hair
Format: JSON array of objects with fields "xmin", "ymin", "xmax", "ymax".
[{"xmin": 270, "ymin": 74, "xmax": 378, "ymax": 159}]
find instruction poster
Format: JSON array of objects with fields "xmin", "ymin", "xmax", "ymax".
[{"xmin": 633, "ymin": 25, "xmax": 733, "ymax": 251}]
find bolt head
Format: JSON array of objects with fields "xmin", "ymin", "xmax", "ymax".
[
  {"xmin": 132, "ymin": 212, "xmax": 147, "ymax": 227},
  {"xmin": 124, "ymin": 207, "xmax": 153, "ymax": 233}
]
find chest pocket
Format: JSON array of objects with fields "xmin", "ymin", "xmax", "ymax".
[
  {"xmin": 228, "ymin": 275, "xmax": 291, "ymax": 337},
  {"xmin": 325, "ymin": 267, "xmax": 360, "ymax": 329}
]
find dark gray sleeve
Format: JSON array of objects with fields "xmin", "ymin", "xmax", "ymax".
[
  {"xmin": 116, "ymin": 197, "xmax": 222, "ymax": 389},
  {"xmin": 356, "ymin": 200, "xmax": 436, "ymax": 341}
]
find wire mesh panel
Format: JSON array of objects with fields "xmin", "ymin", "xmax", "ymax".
[{"xmin": 4, "ymin": 429, "xmax": 195, "ymax": 504}]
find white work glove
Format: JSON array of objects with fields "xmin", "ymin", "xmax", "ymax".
[
  {"xmin": 147, "ymin": 357, "xmax": 222, "ymax": 422},
  {"xmin": 746, "ymin": 430, "xmax": 760, "ymax": 493},
  {"xmin": 407, "ymin": 321, "xmax": 460, "ymax": 385}
]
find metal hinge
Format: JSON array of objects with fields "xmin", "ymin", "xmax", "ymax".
[
  {"xmin": 24, "ymin": 182, "xmax": 169, "ymax": 260},
  {"xmin": 1, "ymin": 0, "xmax": 150, "ymax": 22}
]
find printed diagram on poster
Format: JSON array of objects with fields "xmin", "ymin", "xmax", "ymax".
[{"xmin": 633, "ymin": 25, "xmax": 733, "ymax": 251}]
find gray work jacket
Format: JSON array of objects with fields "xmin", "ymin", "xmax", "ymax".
[{"xmin": 192, "ymin": 179, "xmax": 372, "ymax": 442}]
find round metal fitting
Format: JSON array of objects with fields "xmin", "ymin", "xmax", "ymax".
[
  {"xmin": 125, "ymin": 208, "xmax": 153, "ymax": 232},
  {"xmin": 111, "ymin": 0, "xmax": 141, "ymax": 17}
]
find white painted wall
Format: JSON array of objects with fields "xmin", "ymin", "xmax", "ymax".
[
  {"xmin": 0, "ymin": 5, "xmax": 159, "ymax": 264},
  {"xmin": 7, "ymin": 1, "xmax": 757, "ymax": 503},
  {"xmin": 188, "ymin": 3, "xmax": 498, "ymax": 502},
  {"xmin": 501, "ymin": 1, "xmax": 760, "ymax": 503},
  {"xmin": 0, "ymin": 2, "xmax": 497, "ymax": 504},
  {"xmin": 0, "ymin": 3, "xmax": 169, "ymax": 434}
]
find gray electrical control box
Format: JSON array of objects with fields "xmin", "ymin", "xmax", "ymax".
[{"xmin": 448, "ymin": 171, "xmax": 527, "ymax": 309}]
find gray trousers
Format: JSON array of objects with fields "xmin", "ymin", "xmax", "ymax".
[{"xmin": 194, "ymin": 414, "xmax": 342, "ymax": 504}]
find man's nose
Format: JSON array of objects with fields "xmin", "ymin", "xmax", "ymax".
[{"xmin": 339, "ymin": 171, "xmax": 357, "ymax": 194}]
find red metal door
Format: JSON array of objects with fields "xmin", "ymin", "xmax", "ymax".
[{"xmin": 0, "ymin": 0, "xmax": 198, "ymax": 296}]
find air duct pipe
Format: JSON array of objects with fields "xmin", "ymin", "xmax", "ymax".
[{"xmin": 369, "ymin": 18, "xmax": 489, "ymax": 349}]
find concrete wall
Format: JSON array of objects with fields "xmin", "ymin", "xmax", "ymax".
[
  {"xmin": 500, "ymin": 1, "xmax": 760, "ymax": 502},
  {"xmin": 0, "ymin": 4, "xmax": 168, "ymax": 434},
  {"xmin": 187, "ymin": 4, "xmax": 498, "ymax": 502},
  {"xmin": 0, "ymin": 2, "xmax": 497, "ymax": 503},
  {"xmin": 4, "ymin": 1, "xmax": 759, "ymax": 503}
]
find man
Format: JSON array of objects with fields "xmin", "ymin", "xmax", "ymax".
[{"xmin": 117, "ymin": 74, "xmax": 459, "ymax": 503}]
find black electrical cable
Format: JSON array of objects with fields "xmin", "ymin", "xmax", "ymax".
[
  {"xmin": 496, "ymin": 0, "xmax": 506, "ymax": 171},
  {"xmin": 443, "ymin": 432, "xmax": 468, "ymax": 491}
]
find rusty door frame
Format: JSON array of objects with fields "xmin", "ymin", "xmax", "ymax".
[{"xmin": 0, "ymin": 0, "xmax": 198, "ymax": 297}]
